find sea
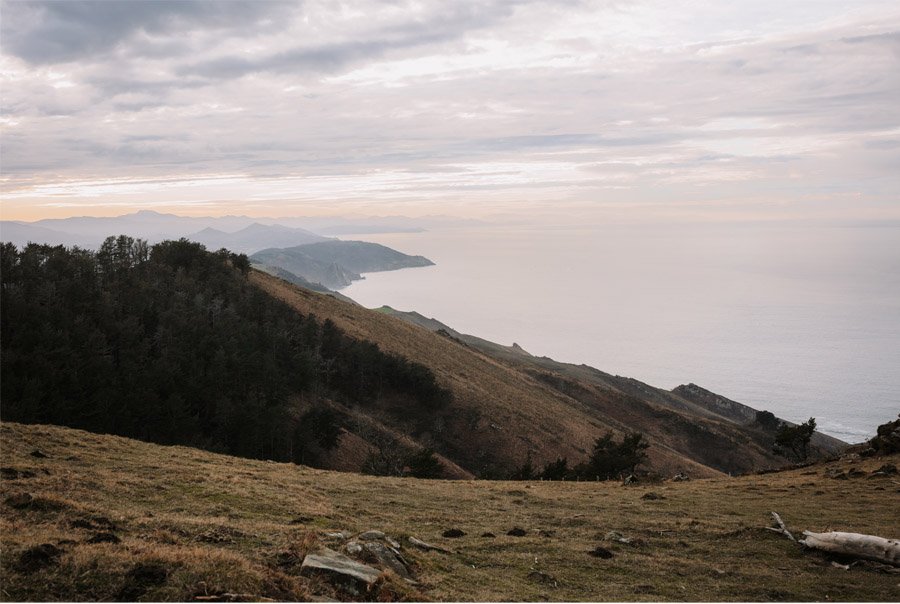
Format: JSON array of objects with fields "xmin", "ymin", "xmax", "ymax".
[{"xmin": 342, "ymin": 222, "xmax": 900, "ymax": 444}]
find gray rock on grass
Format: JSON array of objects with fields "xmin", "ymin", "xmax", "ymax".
[{"xmin": 300, "ymin": 548, "xmax": 381, "ymax": 594}]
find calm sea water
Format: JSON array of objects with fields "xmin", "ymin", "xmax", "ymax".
[{"xmin": 343, "ymin": 223, "xmax": 900, "ymax": 443}]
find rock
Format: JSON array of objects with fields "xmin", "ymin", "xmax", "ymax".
[
  {"xmin": 827, "ymin": 470, "xmax": 849, "ymax": 480},
  {"xmin": 30, "ymin": 449, "xmax": 48, "ymax": 458},
  {"xmin": 346, "ymin": 541, "xmax": 363, "ymax": 555},
  {"xmin": 605, "ymin": 531, "xmax": 632, "ymax": 544},
  {"xmin": 87, "ymin": 532, "xmax": 121, "ymax": 544},
  {"xmin": 507, "ymin": 527, "xmax": 527, "ymax": 537},
  {"xmin": 5, "ymin": 492, "xmax": 33, "ymax": 509},
  {"xmin": 588, "ymin": 546, "xmax": 614, "ymax": 559},
  {"xmin": 358, "ymin": 530, "xmax": 386, "ymax": 541},
  {"xmin": 359, "ymin": 542, "xmax": 411, "ymax": 579},
  {"xmin": 324, "ymin": 531, "xmax": 352, "ymax": 540},
  {"xmin": 408, "ymin": 536, "xmax": 451, "ymax": 553},
  {"xmin": 300, "ymin": 548, "xmax": 381, "ymax": 594},
  {"xmin": 871, "ymin": 463, "xmax": 898, "ymax": 477},
  {"xmin": 481, "ymin": 532, "xmax": 496, "ymax": 538},
  {"xmin": 442, "ymin": 528, "xmax": 466, "ymax": 538},
  {"xmin": 672, "ymin": 473, "xmax": 690, "ymax": 482},
  {"xmin": 641, "ymin": 492, "xmax": 665, "ymax": 500},
  {"xmin": 16, "ymin": 543, "xmax": 61, "ymax": 573}
]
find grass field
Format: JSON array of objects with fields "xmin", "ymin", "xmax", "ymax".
[{"xmin": 2, "ymin": 421, "xmax": 898, "ymax": 601}]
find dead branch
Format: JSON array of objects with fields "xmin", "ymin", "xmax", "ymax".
[
  {"xmin": 765, "ymin": 511, "xmax": 797, "ymax": 543},
  {"xmin": 801, "ymin": 531, "xmax": 900, "ymax": 567}
]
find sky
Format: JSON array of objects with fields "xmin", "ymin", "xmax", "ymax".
[{"xmin": 1, "ymin": 0, "xmax": 899, "ymax": 222}]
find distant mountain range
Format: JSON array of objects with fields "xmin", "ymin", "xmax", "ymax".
[
  {"xmin": 1, "ymin": 211, "xmax": 437, "ymax": 287},
  {"xmin": 0, "ymin": 210, "xmax": 483, "ymax": 252}
]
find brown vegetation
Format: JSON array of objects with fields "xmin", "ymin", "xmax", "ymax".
[{"xmin": 2, "ymin": 422, "xmax": 897, "ymax": 601}]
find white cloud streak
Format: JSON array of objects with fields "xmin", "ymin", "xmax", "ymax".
[{"xmin": 1, "ymin": 0, "xmax": 898, "ymax": 221}]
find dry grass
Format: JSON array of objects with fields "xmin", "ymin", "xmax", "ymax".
[{"xmin": 2, "ymin": 421, "xmax": 898, "ymax": 602}]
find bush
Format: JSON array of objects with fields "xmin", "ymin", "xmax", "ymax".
[
  {"xmin": 404, "ymin": 448, "xmax": 444, "ymax": 478},
  {"xmin": 580, "ymin": 432, "xmax": 649, "ymax": 480},
  {"xmin": 755, "ymin": 410, "xmax": 780, "ymax": 431},
  {"xmin": 541, "ymin": 457, "xmax": 571, "ymax": 481},
  {"xmin": 774, "ymin": 417, "xmax": 816, "ymax": 461}
]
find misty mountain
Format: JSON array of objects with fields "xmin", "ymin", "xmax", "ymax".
[
  {"xmin": 0, "ymin": 221, "xmax": 97, "ymax": 249},
  {"xmin": 186, "ymin": 223, "xmax": 328, "ymax": 253},
  {"xmin": 251, "ymin": 241, "xmax": 434, "ymax": 289}
]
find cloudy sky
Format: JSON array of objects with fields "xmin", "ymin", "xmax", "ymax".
[{"xmin": 1, "ymin": 0, "xmax": 899, "ymax": 222}]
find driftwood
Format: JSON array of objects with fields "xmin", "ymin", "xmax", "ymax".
[
  {"xmin": 767, "ymin": 512, "xmax": 900, "ymax": 567},
  {"xmin": 800, "ymin": 531, "xmax": 900, "ymax": 567}
]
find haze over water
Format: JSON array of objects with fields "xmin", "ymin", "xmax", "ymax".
[{"xmin": 344, "ymin": 222, "xmax": 900, "ymax": 443}]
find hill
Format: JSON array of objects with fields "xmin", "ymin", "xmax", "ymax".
[
  {"xmin": 250, "ymin": 241, "xmax": 434, "ymax": 290},
  {"xmin": 1, "ymin": 422, "xmax": 897, "ymax": 601},
  {"xmin": 254, "ymin": 273, "xmax": 845, "ymax": 478},
  {"xmin": 1, "ymin": 238, "xmax": 846, "ymax": 483}
]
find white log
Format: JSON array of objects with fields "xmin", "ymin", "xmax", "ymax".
[{"xmin": 800, "ymin": 531, "xmax": 900, "ymax": 566}]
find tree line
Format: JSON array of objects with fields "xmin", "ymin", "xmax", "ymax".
[{"xmin": 0, "ymin": 237, "xmax": 451, "ymax": 465}]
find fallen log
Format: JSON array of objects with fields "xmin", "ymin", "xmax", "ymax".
[{"xmin": 800, "ymin": 531, "xmax": 900, "ymax": 567}]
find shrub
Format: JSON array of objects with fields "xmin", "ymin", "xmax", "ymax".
[{"xmin": 774, "ymin": 417, "xmax": 816, "ymax": 461}]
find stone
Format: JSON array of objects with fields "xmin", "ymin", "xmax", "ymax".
[
  {"xmin": 346, "ymin": 541, "xmax": 363, "ymax": 555},
  {"xmin": 300, "ymin": 548, "xmax": 381, "ymax": 594},
  {"xmin": 358, "ymin": 530, "xmax": 386, "ymax": 541},
  {"xmin": 360, "ymin": 542, "xmax": 411, "ymax": 579},
  {"xmin": 872, "ymin": 463, "xmax": 898, "ymax": 476},
  {"xmin": 442, "ymin": 528, "xmax": 466, "ymax": 538},
  {"xmin": 16, "ymin": 543, "xmax": 61, "ymax": 573},
  {"xmin": 325, "ymin": 531, "xmax": 352, "ymax": 540},
  {"xmin": 507, "ymin": 527, "xmax": 527, "ymax": 537},
  {"xmin": 672, "ymin": 473, "xmax": 690, "ymax": 482},
  {"xmin": 605, "ymin": 531, "xmax": 632, "ymax": 544},
  {"xmin": 408, "ymin": 536, "xmax": 451, "ymax": 553},
  {"xmin": 588, "ymin": 546, "xmax": 614, "ymax": 559}
]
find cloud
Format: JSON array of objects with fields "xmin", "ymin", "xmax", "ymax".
[
  {"xmin": 0, "ymin": 0, "xmax": 294, "ymax": 64},
  {"xmin": 1, "ymin": 0, "xmax": 899, "ymax": 221}
]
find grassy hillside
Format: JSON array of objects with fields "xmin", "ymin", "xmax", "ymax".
[
  {"xmin": 2, "ymin": 422, "xmax": 897, "ymax": 602},
  {"xmin": 252, "ymin": 271, "xmax": 842, "ymax": 478}
]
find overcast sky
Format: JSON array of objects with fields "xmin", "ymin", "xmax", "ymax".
[{"xmin": 1, "ymin": 0, "xmax": 899, "ymax": 222}]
